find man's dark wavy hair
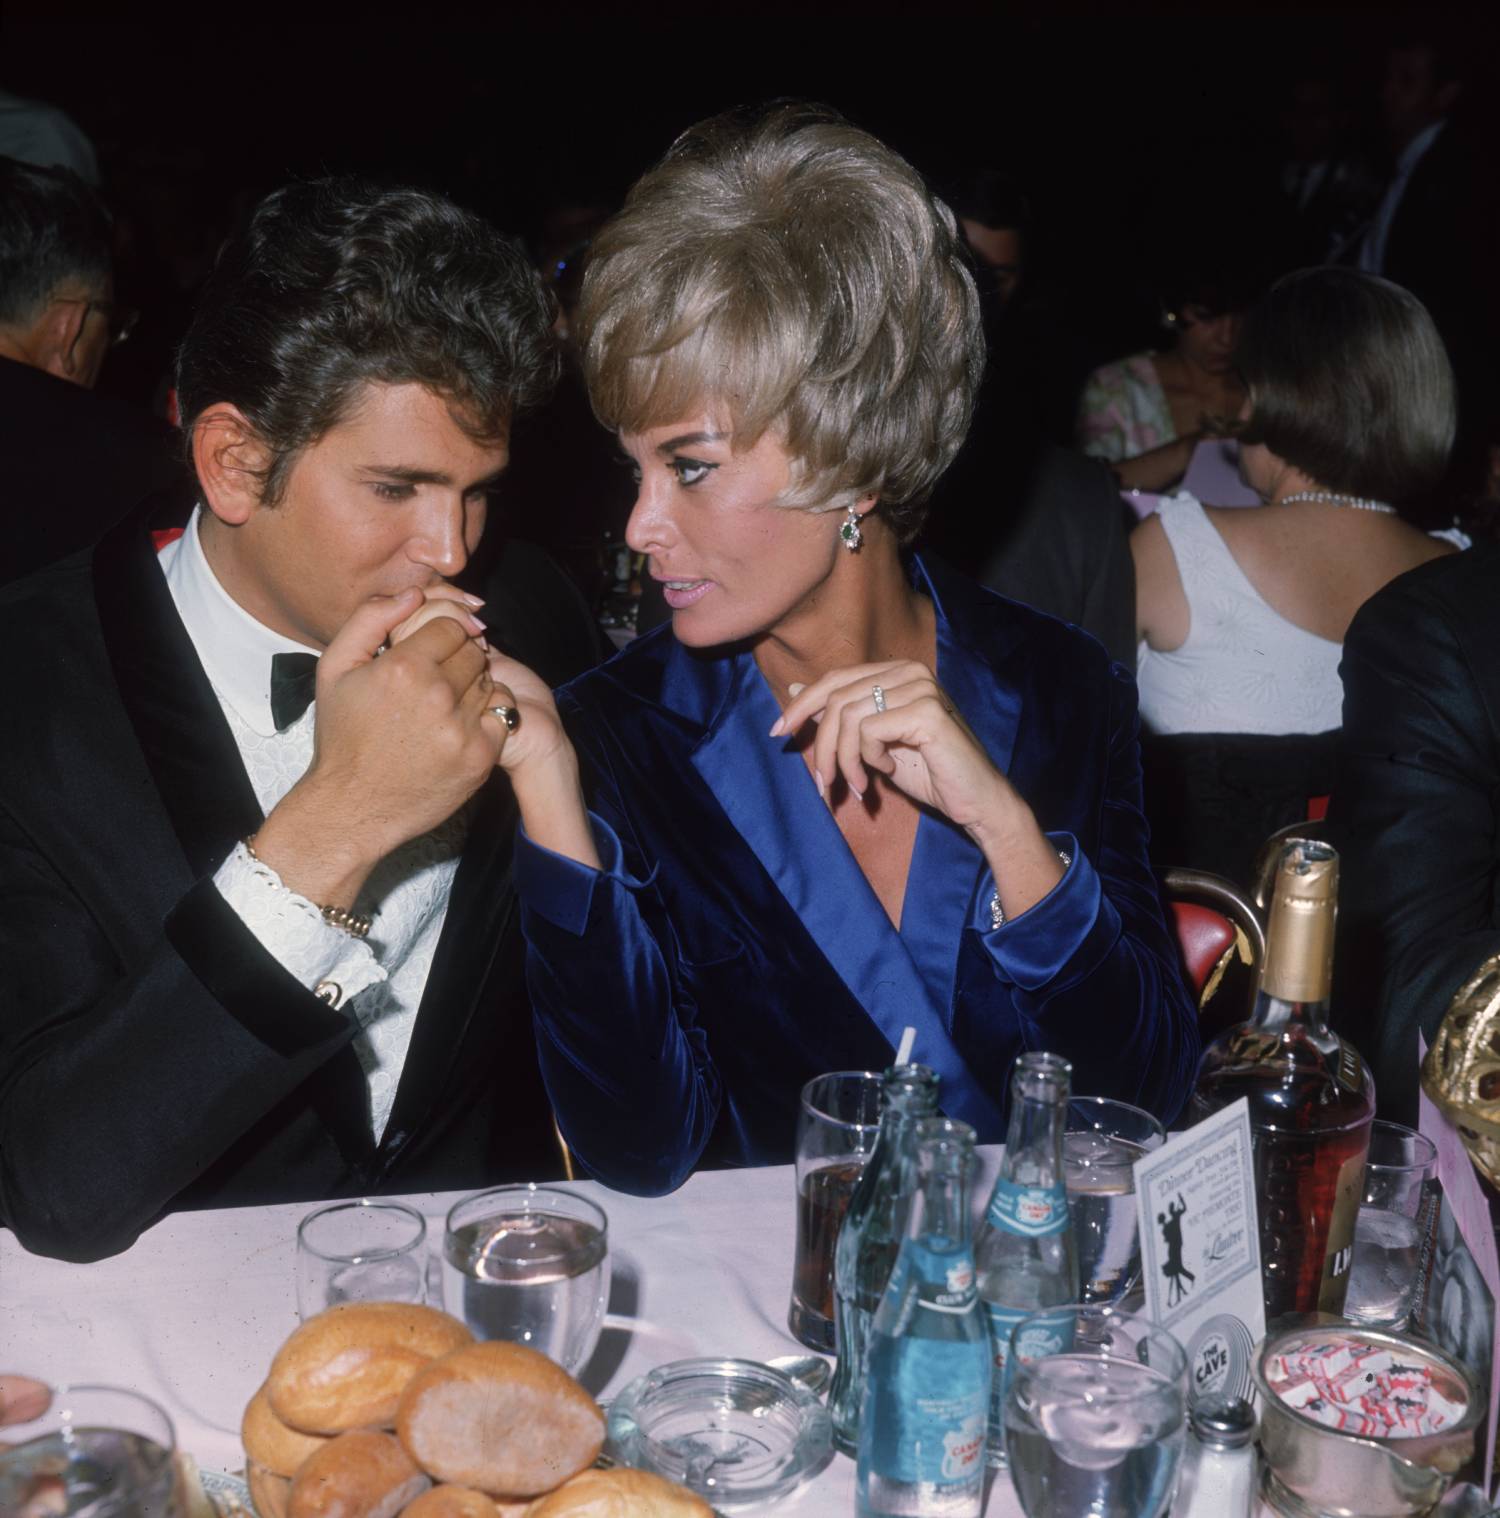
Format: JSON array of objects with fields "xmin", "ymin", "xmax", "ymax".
[
  {"xmin": 176, "ymin": 177, "xmax": 558, "ymax": 504},
  {"xmin": 0, "ymin": 157, "xmax": 112, "ymax": 328}
]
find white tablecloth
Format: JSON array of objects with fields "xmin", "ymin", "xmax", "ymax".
[{"xmin": 3, "ymin": 1153, "xmax": 1262, "ymax": 1515}]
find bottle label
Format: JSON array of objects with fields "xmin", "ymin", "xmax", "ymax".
[
  {"xmin": 1317, "ymin": 1147, "xmax": 1368, "ymax": 1313},
  {"xmin": 865, "ymin": 1335, "xmax": 989, "ymax": 1487},
  {"xmin": 917, "ymin": 1257, "xmax": 978, "ymax": 1316},
  {"xmin": 985, "ymin": 1302, "xmax": 1076, "ymax": 1437},
  {"xmin": 985, "ymin": 1179, "xmax": 1069, "ymax": 1238},
  {"xmin": 1335, "ymin": 1039, "xmax": 1363, "ymax": 1095}
]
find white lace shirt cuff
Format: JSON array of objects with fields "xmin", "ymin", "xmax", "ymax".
[{"xmin": 213, "ymin": 842, "xmax": 386, "ymax": 1007}]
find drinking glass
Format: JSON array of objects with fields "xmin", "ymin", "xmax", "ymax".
[
  {"xmin": 1064, "ymin": 1096, "xmax": 1166, "ymax": 1305},
  {"xmin": 442, "ymin": 1184, "xmax": 610, "ymax": 1375},
  {"xmin": 788, "ymin": 1070, "xmax": 884, "ymax": 1351},
  {"xmin": 296, "ymin": 1199, "xmax": 428, "ymax": 1319},
  {"xmin": 1005, "ymin": 1304, "xmax": 1188, "ymax": 1518},
  {"xmin": 0, "ymin": 1385, "xmax": 183, "ymax": 1518},
  {"xmin": 1344, "ymin": 1119, "xmax": 1439, "ymax": 1329}
]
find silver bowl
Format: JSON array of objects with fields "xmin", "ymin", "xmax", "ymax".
[{"xmin": 1254, "ymin": 1323, "xmax": 1482, "ymax": 1518}]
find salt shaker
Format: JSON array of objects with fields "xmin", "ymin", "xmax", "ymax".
[{"xmin": 1176, "ymin": 1396, "xmax": 1257, "ymax": 1518}]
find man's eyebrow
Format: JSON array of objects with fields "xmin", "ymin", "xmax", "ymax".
[
  {"xmin": 359, "ymin": 464, "xmax": 508, "ymax": 491},
  {"xmin": 656, "ymin": 431, "xmax": 726, "ymax": 454}
]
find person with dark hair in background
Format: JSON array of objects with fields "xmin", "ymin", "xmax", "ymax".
[
  {"xmin": 926, "ymin": 166, "xmax": 1134, "ymax": 665},
  {"xmin": 1356, "ymin": 34, "xmax": 1496, "ymax": 504},
  {"xmin": 1132, "ymin": 267, "xmax": 1457, "ymax": 882},
  {"xmin": 0, "ymin": 156, "xmax": 182, "ymax": 583},
  {"xmin": 1077, "ymin": 253, "xmax": 1255, "ymax": 495},
  {"xmin": 0, "ymin": 177, "xmax": 601, "ymax": 1263}
]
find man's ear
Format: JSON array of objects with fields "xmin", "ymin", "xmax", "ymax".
[
  {"xmin": 193, "ymin": 405, "xmax": 272, "ymax": 525},
  {"xmin": 30, "ymin": 300, "xmax": 90, "ymax": 384}
]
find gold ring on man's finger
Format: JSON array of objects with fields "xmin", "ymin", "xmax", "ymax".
[{"xmin": 488, "ymin": 705, "xmax": 520, "ymax": 732}]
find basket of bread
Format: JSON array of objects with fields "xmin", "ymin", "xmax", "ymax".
[{"xmin": 240, "ymin": 1301, "xmax": 710, "ymax": 1518}]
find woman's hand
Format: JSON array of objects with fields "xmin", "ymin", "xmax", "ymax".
[
  {"xmin": 773, "ymin": 661, "xmax": 1066, "ymax": 917},
  {"xmin": 388, "ymin": 585, "xmax": 488, "ymax": 649},
  {"xmin": 772, "ymin": 661, "xmax": 1011, "ymax": 827}
]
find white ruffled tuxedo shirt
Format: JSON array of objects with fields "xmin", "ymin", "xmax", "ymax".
[{"xmin": 158, "ymin": 510, "xmax": 464, "ymax": 1142}]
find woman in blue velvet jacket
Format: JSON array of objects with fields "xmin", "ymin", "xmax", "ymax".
[{"xmin": 484, "ymin": 104, "xmax": 1200, "ymax": 1194}]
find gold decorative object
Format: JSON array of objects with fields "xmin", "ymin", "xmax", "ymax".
[{"xmin": 1420, "ymin": 952, "xmax": 1500, "ymax": 1187}]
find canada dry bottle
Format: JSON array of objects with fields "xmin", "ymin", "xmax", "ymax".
[
  {"xmin": 973, "ymin": 1051, "xmax": 1079, "ymax": 1468},
  {"xmin": 1191, "ymin": 839, "xmax": 1375, "ymax": 1319},
  {"xmin": 856, "ymin": 1118, "xmax": 991, "ymax": 1518},
  {"xmin": 829, "ymin": 1063, "xmax": 941, "ymax": 1455}
]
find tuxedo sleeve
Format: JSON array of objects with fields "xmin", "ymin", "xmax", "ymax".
[
  {"xmin": 973, "ymin": 662, "xmax": 1201, "ymax": 1124},
  {"xmin": 0, "ymin": 808, "xmax": 358, "ymax": 1262},
  {"xmin": 1330, "ymin": 578, "xmax": 1500, "ymax": 1125}
]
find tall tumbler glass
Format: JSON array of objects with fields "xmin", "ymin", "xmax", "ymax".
[
  {"xmin": 0, "ymin": 1385, "xmax": 183, "ymax": 1518},
  {"xmin": 296, "ymin": 1199, "xmax": 428, "ymax": 1319},
  {"xmin": 788, "ymin": 1070, "xmax": 883, "ymax": 1351},
  {"xmin": 1064, "ymin": 1097, "xmax": 1166, "ymax": 1305},
  {"xmin": 1344, "ymin": 1119, "xmax": 1439, "ymax": 1329},
  {"xmin": 1005, "ymin": 1305, "xmax": 1188, "ymax": 1518}
]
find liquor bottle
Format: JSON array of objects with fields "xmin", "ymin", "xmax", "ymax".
[
  {"xmin": 856, "ymin": 1118, "xmax": 991, "ymax": 1518},
  {"xmin": 829, "ymin": 1063, "xmax": 941, "ymax": 1456},
  {"xmin": 1191, "ymin": 839, "xmax": 1375, "ymax": 1320},
  {"xmin": 974, "ymin": 1051, "xmax": 1079, "ymax": 1468}
]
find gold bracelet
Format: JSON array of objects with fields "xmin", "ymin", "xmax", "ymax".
[{"xmin": 244, "ymin": 835, "xmax": 373, "ymax": 941}]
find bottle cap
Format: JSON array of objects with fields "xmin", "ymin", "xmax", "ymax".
[
  {"xmin": 1262, "ymin": 840, "xmax": 1339, "ymax": 1003},
  {"xmin": 1189, "ymin": 1395, "xmax": 1256, "ymax": 1450}
]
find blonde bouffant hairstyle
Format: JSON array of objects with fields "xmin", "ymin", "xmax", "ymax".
[{"xmin": 577, "ymin": 102, "xmax": 984, "ymax": 545}]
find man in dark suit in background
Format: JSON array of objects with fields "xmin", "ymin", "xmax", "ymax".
[
  {"xmin": 0, "ymin": 157, "xmax": 183, "ymax": 583},
  {"xmin": 1330, "ymin": 544, "xmax": 1500, "ymax": 1125},
  {"xmin": 0, "ymin": 178, "xmax": 600, "ymax": 1262}
]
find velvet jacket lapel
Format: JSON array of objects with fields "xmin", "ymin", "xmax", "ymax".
[
  {"xmin": 672, "ymin": 555, "xmax": 1019, "ymax": 1136},
  {"xmin": 92, "ymin": 516, "xmax": 371, "ymax": 1166},
  {"xmin": 93, "ymin": 514, "xmax": 264, "ymax": 878},
  {"xmin": 373, "ymin": 578, "xmax": 572, "ymax": 1173}
]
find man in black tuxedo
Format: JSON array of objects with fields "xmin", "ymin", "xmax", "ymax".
[
  {"xmin": 0, "ymin": 157, "xmax": 184, "ymax": 583},
  {"xmin": 1330, "ymin": 544, "xmax": 1500, "ymax": 1124},
  {"xmin": 0, "ymin": 179, "xmax": 601, "ymax": 1262}
]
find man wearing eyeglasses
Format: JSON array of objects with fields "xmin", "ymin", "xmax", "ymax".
[{"xmin": 0, "ymin": 156, "xmax": 181, "ymax": 583}]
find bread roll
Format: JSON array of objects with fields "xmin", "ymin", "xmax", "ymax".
[
  {"xmin": 521, "ymin": 1469, "xmax": 713, "ymax": 1517},
  {"xmin": 400, "ymin": 1485, "xmax": 515, "ymax": 1518},
  {"xmin": 268, "ymin": 1302, "xmax": 473, "ymax": 1434},
  {"xmin": 288, "ymin": 1429, "xmax": 431, "ymax": 1518},
  {"xmin": 242, "ymin": 1383, "xmax": 332, "ymax": 1476},
  {"xmin": 247, "ymin": 1460, "xmax": 292, "ymax": 1518},
  {"xmin": 396, "ymin": 1342, "xmax": 604, "ymax": 1498}
]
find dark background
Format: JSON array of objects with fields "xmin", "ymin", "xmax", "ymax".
[{"xmin": 8, "ymin": 12, "xmax": 1497, "ymax": 414}]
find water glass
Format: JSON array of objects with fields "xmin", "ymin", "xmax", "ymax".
[
  {"xmin": 1344, "ymin": 1119, "xmax": 1439, "ymax": 1329},
  {"xmin": 296, "ymin": 1199, "xmax": 428, "ymax": 1319},
  {"xmin": 1005, "ymin": 1304, "xmax": 1188, "ymax": 1518},
  {"xmin": 788, "ymin": 1070, "xmax": 884, "ymax": 1351},
  {"xmin": 0, "ymin": 1385, "xmax": 183, "ymax": 1518},
  {"xmin": 442, "ymin": 1184, "xmax": 610, "ymax": 1375},
  {"xmin": 1064, "ymin": 1097, "xmax": 1165, "ymax": 1305}
]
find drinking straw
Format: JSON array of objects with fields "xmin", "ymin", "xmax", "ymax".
[{"xmin": 895, "ymin": 1026, "xmax": 916, "ymax": 1066}]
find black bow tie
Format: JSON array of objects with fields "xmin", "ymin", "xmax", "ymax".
[{"xmin": 270, "ymin": 651, "xmax": 319, "ymax": 731}]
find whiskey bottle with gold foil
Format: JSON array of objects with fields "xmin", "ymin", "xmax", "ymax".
[{"xmin": 1189, "ymin": 840, "xmax": 1374, "ymax": 1321}]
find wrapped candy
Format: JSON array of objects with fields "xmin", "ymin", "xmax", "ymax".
[{"xmin": 1264, "ymin": 1334, "xmax": 1468, "ymax": 1440}]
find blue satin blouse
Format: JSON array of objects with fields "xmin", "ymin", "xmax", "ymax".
[{"xmin": 515, "ymin": 555, "xmax": 1199, "ymax": 1194}]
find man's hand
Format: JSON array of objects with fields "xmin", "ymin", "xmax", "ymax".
[{"xmin": 253, "ymin": 589, "xmax": 503, "ymax": 905}]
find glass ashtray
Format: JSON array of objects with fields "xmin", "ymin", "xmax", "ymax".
[{"xmin": 605, "ymin": 1357, "xmax": 832, "ymax": 1511}]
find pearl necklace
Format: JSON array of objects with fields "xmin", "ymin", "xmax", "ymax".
[{"xmin": 1278, "ymin": 489, "xmax": 1397, "ymax": 515}]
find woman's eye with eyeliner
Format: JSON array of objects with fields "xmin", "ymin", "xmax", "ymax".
[{"xmin": 671, "ymin": 458, "xmax": 715, "ymax": 487}]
